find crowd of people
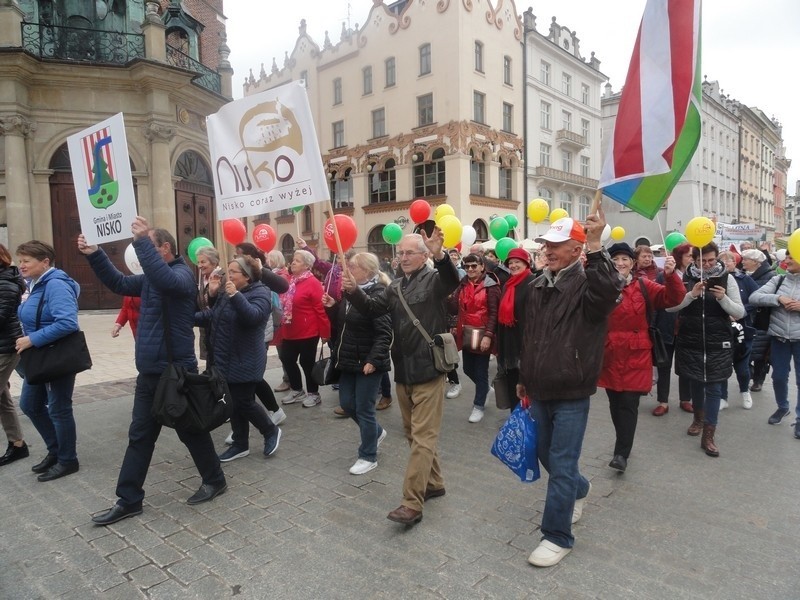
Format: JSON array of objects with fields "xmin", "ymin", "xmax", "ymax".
[{"xmin": 1, "ymin": 213, "xmax": 798, "ymax": 569}]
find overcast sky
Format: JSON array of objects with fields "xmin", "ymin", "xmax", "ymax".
[{"xmin": 225, "ymin": 0, "xmax": 799, "ymax": 189}]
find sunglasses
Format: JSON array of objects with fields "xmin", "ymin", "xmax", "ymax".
[{"xmin": 464, "ymin": 264, "xmax": 481, "ymax": 270}]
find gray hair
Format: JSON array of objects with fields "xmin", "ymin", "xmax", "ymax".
[
  {"xmin": 293, "ymin": 249, "xmax": 315, "ymax": 269},
  {"xmin": 351, "ymin": 252, "xmax": 391, "ymax": 285},
  {"xmin": 403, "ymin": 233, "xmax": 427, "ymax": 253},
  {"xmin": 741, "ymin": 249, "xmax": 766, "ymax": 263},
  {"xmin": 267, "ymin": 250, "xmax": 285, "ymax": 269},
  {"xmin": 195, "ymin": 246, "xmax": 220, "ymax": 265}
]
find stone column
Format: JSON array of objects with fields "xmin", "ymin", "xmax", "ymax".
[
  {"xmin": 0, "ymin": 0, "xmax": 24, "ymax": 48},
  {"xmin": 218, "ymin": 31, "xmax": 234, "ymax": 100},
  {"xmin": 141, "ymin": 3, "xmax": 166, "ymax": 62},
  {"xmin": 143, "ymin": 121, "xmax": 176, "ymax": 230},
  {"xmin": 1, "ymin": 114, "xmax": 36, "ymax": 250}
]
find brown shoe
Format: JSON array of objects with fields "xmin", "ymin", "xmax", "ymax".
[
  {"xmin": 376, "ymin": 396, "xmax": 392, "ymax": 410},
  {"xmin": 387, "ymin": 505, "xmax": 422, "ymax": 525},
  {"xmin": 274, "ymin": 381, "xmax": 290, "ymax": 392},
  {"xmin": 652, "ymin": 404, "xmax": 669, "ymax": 416},
  {"xmin": 333, "ymin": 406, "xmax": 349, "ymax": 418},
  {"xmin": 701, "ymin": 424, "xmax": 719, "ymax": 457},
  {"xmin": 687, "ymin": 411, "xmax": 704, "ymax": 436},
  {"xmin": 679, "ymin": 401, "xmax": 694, "ymax": 413},
  {"xmin": 424, "ymin": 487, "xmax": 446, "ymax": 501}
]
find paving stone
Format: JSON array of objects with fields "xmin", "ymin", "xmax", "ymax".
[
  {"xmin": 142, "ymin": 543, "xmax": 185, "ymax": 569},
  {"xmin": 144, "ymin": 517, "xmax": 184, "ymax": 538},
  {"xmin": 165, "ymin": 530, "xmax": 205, "ymax": 552},
  {"xmin": 85, "ymin": 561, "xmax": 129, "ymax": 592},
  {"xmin": 167, "ymin": 559, "xmax": 210, "ymax": 585},
  {"xmin": 208, "ymin": 530, "xmax": 248, "ymax": 553},
  {"xmin": 107, "ymin": 547, "xmax": 149, "ymax": 573},
  {"xmin": 127, "ymin": 563, "xmax": 170, "ymax": 589},
  {"xmin": 90, "ymin": 532, "xmax": 129, "ymax": 556}
]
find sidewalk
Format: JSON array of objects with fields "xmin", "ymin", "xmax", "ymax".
[{"xmin": 1, "ymin": 313, "xmax": 797, "ymax": 599}]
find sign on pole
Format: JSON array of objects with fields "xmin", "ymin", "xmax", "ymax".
[
  {"xmin": 207, "ymin": 81, "xmax": 330, "ymax": 220},
  {"xmin": 66, "ymin": 113, "xmax": 137, "ymax": 245}
]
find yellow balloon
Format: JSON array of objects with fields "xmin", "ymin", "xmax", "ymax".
[
  {"xmin": 789, "ymin": 229, "xmax": 800, "ymax": 260},
  {"xmin": 684, "ymin": 216, "xmax": 716, "ymax": 247},
  {"xmin": 527, "ymin": 199, "xmax": 549, "ymax": 223},
  {"xmin": 438, "ymin": 214, "xmax": 462, "ymax": 248},
  {"xmin": 434, "ymin": 204, "xmax": 456, "ymax": 223},
  {"xmin": 549, "ymin": 208, "xmax": 569, "ymax": 222},
  {"xmin": 610, "ymin": 226, "xmax": 625, "ymax": 241}
]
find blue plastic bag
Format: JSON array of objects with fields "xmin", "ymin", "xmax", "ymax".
[{"xmin": 491, "ymin": 404, "xmax": 540, "ymax": 483}]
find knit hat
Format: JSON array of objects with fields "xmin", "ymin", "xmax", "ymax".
[
  {"xmin": 504, "ymin": 247, "xmax": 531, "ymax": 267},
  {"xmin": 231, "ymin": 256, "xmax": 254, "ymax": 280}
]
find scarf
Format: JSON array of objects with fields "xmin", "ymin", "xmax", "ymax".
[
  {"xmin": 498, "ymin": 271, "xmax": 529, "ymax": 326},
  {"xmin": 282, "ymin": 270, "xmax": 313, "ymax": 325}
]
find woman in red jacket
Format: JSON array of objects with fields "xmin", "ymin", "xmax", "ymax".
[
  {"xmin": 278, "ymin": 250, "xmax": 331, "ymax": 408},
  {"xmin": 112, "ymin": 296, "xmax": 141, "ymax": 339},
  {"xmin": 598, "ymin": 243, "xmax": 684, "ymax": 473}
]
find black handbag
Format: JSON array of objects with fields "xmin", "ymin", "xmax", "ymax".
[
  {"xmin": 753, "ymin": 275, "xmax": 785, "ymax": 331},
  {"xmin": 639, "ymin": 279, "xmax": 670, "ymax": 368},
  {"xmin": 397, "ymin": 287, "xmax": 458, "ymax": 373},
  {"xmin": 311, "ymin": 344, "xmax": 340, "ymax": 386},
  {"xmin": 19, "ymin": 281, "xmax": 92, "ymax": 385},
  {"xmin": 151, "ymin": 301, "xmax": 231, "ymax": 433}
]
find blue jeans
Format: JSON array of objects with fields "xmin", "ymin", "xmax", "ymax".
[
  {"xmin": 721, "ymin": 337, "xmax": 753, "ymax": 398},
  {"xmin": 338, "ymin": 371, "xmax": 383, "ymax": 462},
  {"xmin": 462, "ymin": 351, "xmax": 490, "ymax": 408},
  {"xmin": 690, "ymin": 380, "xmax": 722, "ymax": 426},
  {"xmin": 20, "ymin": 374, "xmax": 78, "ymax": 466},
  {"xmin": 530, "ymin": 397, "xmax": 591, "ymax": 549},
  {"xmin": 380, "ymin": 372, "xmax": 392, "ymax": 398},
  {"xmin": 770, "ymin": 338, "xmax": 800, "ymax": 417}
]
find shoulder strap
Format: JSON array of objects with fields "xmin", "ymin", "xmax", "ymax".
[
  {"xmin": 639, "ymin": 278, "xmax": 654, "ymax": 327},
  {"xmin": 33, "ymin": 280, "xmax": 48, "ymax": 330},
  {"xmin": 396, "ymin": 285, "xmax": 435, "ymax": 347}
]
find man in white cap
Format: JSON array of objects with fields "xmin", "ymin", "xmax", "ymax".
[{"xmin": 517, "ymin": 208, "xmax": 623, "ymax": 567}]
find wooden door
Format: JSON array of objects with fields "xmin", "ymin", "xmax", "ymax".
[{"xmin": 175, "ymin": 180, "xmax": 215, "ymax": 260}]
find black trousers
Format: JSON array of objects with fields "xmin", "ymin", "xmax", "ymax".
[
  {"xmin": 606, "ymin": 389, "xmax": 641, "ymax": 458},
  {"xmin": 229, "ymin": 381, "xmax": 276, "ymax": 451},
  {"xmin": 656, "ymin": 342, "xmax": 692, "ymax": 403},
  {"xmin": 279, "ymin": 337, "xmax": 319, "ymax": 394},
  {"xmin": 255, "ymin": 380, "xmax": 279, "ymax": 412}
]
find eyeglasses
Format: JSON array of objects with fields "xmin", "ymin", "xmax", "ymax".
[
  {"xmin": 228, "ymin": 269, "xmax": 244, "ymax": 275},
  {"xmin": 464, "ymin": 264, "xmax": 481, "ymax": 270},
  {"xmin": 396, "ymin": 251, "xmax": 424, "ymax": 258}
]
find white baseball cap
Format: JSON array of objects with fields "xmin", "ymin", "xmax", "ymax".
[{"xmin": 534, "ymin": 218, "xmax": 587, "ymax": 244}]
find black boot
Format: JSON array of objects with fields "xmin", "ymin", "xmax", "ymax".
[{"xmin": 0, "ymin": 441, "xmax": 29, "ymax": 466}]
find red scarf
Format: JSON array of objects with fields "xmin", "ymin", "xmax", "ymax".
[{"xmin": 498, "ymin": 271, "xmax": 529, "ymax": 326}]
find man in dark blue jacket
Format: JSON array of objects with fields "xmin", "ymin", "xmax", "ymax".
[{"xmin": 78, "ymin": 217, "xmax": 227, "ymax": 526}]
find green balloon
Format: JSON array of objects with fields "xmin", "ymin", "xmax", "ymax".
[
  {"xmin": 382, "ymin": 223, "xmax": 403, "ymax": 245},
  {"xmin": 489, "ymin": 217, "xmax": 510, "ymax": 240},
  {"xmin": 664, "ymin": 231, "xmax": 688, "ymax": 252},
  {"xmin": 292, "ymin": 205, "xmax": 305, "ymax": 213},
  {"xmin": 495, "ymin": 237, "xmax": 517, "ymax": 261},
  {"xmin": 504, "ymin": 213, "xmax": 519, "ymax": 229},
  {"xmin": 187, "ymin": 237, "xmax": 214, "ymax": 265}
]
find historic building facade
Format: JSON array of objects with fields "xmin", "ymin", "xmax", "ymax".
[{"xmin": 0, "ymin": 0, "xmax": 231, "ymax": 308}]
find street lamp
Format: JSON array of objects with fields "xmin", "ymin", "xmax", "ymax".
[{"xmin": 521, "ymin": 8, "xmax": 536, "ymax": 240}]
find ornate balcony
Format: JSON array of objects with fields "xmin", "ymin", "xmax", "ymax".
[
  {"xmin": 166, "ymin": 46, "xmax": 221, "ymax": 94},
  {"xmin": 21, "ymin": 22, "xmax": 144, "ymax": 65},
  {"xmin": 555, "ymin": 129, "xmax": 588, "ymax": 150},
  {"xmin": 533, "ymin": 166, "xmax": 598, "ymax": 189}
]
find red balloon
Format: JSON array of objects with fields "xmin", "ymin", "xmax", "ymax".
[
  {"xmin": 409, "ymin": 199, "xmax": 431, "ymax": 224},
  {"xmin": 323, "ymin": 214, "xmax": 358, "ymax": 253},
  {"xmin": 222, "ymin": 219, "xmax": 246, "ymax": 245},
  {"xmin": 455, "ymin": 242, "xmax": 462, "ymax": 252},
  {"xmin": 252, "ymin": 224, "xmax": 276, "ymax": 252}
]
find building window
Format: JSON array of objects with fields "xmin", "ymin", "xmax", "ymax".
[
  {"xmin": 363, "ymin": 66, "xmax": 373, "ymax": 95},
  {"xmin": 329, "ymin": 168, "xmax": 354, "ymax": 208},
  {"xmin": 562, "ymin": 110, "xmax": 572, "ymax": 131},
  {"xmin": 302, "ymin": 206, "xmax": 312, "ymax": 232},
  {"xmin": 559, "ymin": 191, "xmax": 573, "ymax": 215},
  {"xmin": 580, "ymin": 155, "xmax": 590, "ymax": 177},
  {"xmin": 540, "ymin": 60, "xmax": 550, "ymax": 85},
  {"xmin": 538, "ymin": 187, "xmax": 553, "ymax": 199},
  {"xmin": 367, "ymin": 226, "xmax": 393, "ymax": 261},
  {"xmin": 470, "ymin": 150, "xmax": 485, "ymax": 196},
  {"xmin": 473, "ymin": 91, "xmax": 485, "ymax": 124},
  {"xmin": 540, "ymin": 101, "xmax": 551, "ymax": 130},
  {"xmin": 385, "ymin": 57, "xmax": 396, "ymax": 87},
  {"xmin": 419, "ymin": 43, "xmax": 431, "ymax": 75},
  {"xmin": 417, "ymin": 93, "xmax": 433, "ymax": 126},
  {"xmin": 710, "ymin": 125, "xmax": 715, "ymax": 141},
  {"xmin": 562, "ymin": 150, "xmax": 572, "ymax": 172},
  {"xmin": 474, "ymin": 41, "xmax": 484, "ymax": 72},
  {"xmin": 581, "ymin": 119, "xmax": 590, "ymax": 142},
  {"xmin": 371, "ymin": 108, "xmax": 386, "ymax": 138},
  {"xmin": 581, "ymin": 83, "xmax": 590, "ymax": 105},
  {"xmin": 502, "ymin": 103, "xmax": 513, "ymax": 132},
  {"xmin": 562, "ymin": 73, "xmax": 572, "ymax": 96},
  {"xmin": 499, "ymin": 166, "xmax": 512, "ymax": 199},
  {"xmin": 578, "ymin": 194, "xmax": 591, "ymax": 221},
  {"xmin": 503, "ymin": 55, "xmax": 512, "ymax": 85},
  {"xmin": 332, "ymin": 120, "xmax": 344, "ymax": 148},
  {"xmin": 368, "ymin": 159, "xmax": 396, "ymax": 204},
  {"xmin": 413, "ymin": 148, "xmax": 446, "ymax": 197},
  {"xmin": 300, "ymin": 70, "xmax": 308, "ymax": 88},
  {"xmin": 702, "ymin": 148, "xmax": 707, "ymax": 167},
  {"xmin": 711, "ymin": 151, "xmax": 716, "ymax": 172},
  {"xmin": 540, "ymin": 143, "xmax": 551, "ymax": 167},
  {"xmin": 333, "ymin": 78, "xmax": 342, "ymax": 105}
]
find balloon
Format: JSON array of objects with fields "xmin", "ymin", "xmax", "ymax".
[
  {"xmin": 124, "ymin": 243, "xmax": 143, "ymax": 275},
  {"xmin": 610, "ymin": 226, "xmax": 625, "ymax": 241},
  {"xmin": 788, "ymin": 228, "xmax": 800, "ymax": 261},
  {"xmin": 382, "ymin": 223, "xmax": 403, "ymax": 245},
  {"xmin": 455, "ymin": 242, "xmax": 462, "ymax": 252},
  {"xmin": 461, "ymin": 225, "xmax": 477, "ymax": 247},
  {"xmin": 434, "ymin": 204, "xmax": 455, "ymax": 223},
  {"xmin": 438, "ymin": 215, "xmax": 462, "ymax": 248},
  {"xmin": 409, "ymin": 199, "xmax": 431, "ymax": 224},
  {"xmin": 601, "ymin": 224, "xmax": 612, "ymax": 243},
  {"xmin": 684, "ymin": 216, "xmax": 715, "ymax": 247},
  {"xmin": 323, "ymin": 214, "xmax": 358, "ymax": 253},
  {"xmin": 527, "ymin": 199, "xmax": 549, "ymax": 223},
  {"xmin": 222, "ymin": 219, "xmax": 246, "ymax": 245},
  {"xmin": 776, "ymin": 249, "xmax": 787, "ymax": 262},
  {"xmin": 504, "ymin": 213, "xmax": 519, "ymax": 229},
  {"xmin": 489, "ymin": 217, "xmax": 510, "ymax": 240},
  {"xmin": 664, "ymin": 231, "xmax": 688, "ymax": 252},
  {"xmin": 253, "ymin": 224, "xmax": 277, "ymax": 252},
  {"xmin": 187, "ymin": 237, "xmax": 214, "ymax": 265},
  {"xmin": 495, "ymin": 237, "xmax": 518, "ymax": 261},
  {"xmin": 549, "ymin": 208, "xmax": 569, "ymax": 222},
  {"xmin": 292, "ymin": 205, "xmax": 305, "ymax": 213}
]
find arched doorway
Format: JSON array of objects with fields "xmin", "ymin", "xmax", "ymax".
[
  {"xmin": 367, "ymin": 225, "xmax": 392, "ymax": 262},
  {"xmin": 174, "ymin": 150, "xmax": 215, "ymax": 260},
  {"xmin": 473, "ymin": 219, "xmax": 489, "ymax": 243},
  {"xmin": 281, "ymin": 234, "xmax": 295, "ymax": 265},
  {"xmin": 48, "ymin": 143, "xmax": 133, "ymax": 310}
]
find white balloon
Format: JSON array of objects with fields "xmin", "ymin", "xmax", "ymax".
[
  {"xmin": 461, "ymin": 225, "xmax": 477, "ymax": 247},
  {"xmin": 124, "ymin": 243, "xmax": 143, "ymax": 275},
  {"xmin": 601, "ymin": 224, "xmax": 612, "ymax": 243},
  {"xmin": 776, "ymin": 249, "xmax": 787, "ymax": 261}
]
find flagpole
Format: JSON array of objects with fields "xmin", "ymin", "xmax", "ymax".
[
  {"xmin": 325, "ymin": 198, "xmax": 350, "ymax": 279},
  {"xmin": 656, "ymin": 213, "xmax": 667, "ymax": 246},
  {"xmin": 589, "ymin": 188, "xmax": 603, "ymax": 216}
]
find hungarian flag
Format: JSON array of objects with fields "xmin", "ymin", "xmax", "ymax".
[{"xmin": 599, "ymin": 0, "xmax": 702, "ymax": 219}]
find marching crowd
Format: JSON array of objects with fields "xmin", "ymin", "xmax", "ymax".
[{"xmin": 1, "ymin": 211, "xmax": 799, "ymax": 568}]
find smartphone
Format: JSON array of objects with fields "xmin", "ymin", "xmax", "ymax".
[{"xmin": 706, "ymin": 274, "xmax": 728, "ymax": 289}]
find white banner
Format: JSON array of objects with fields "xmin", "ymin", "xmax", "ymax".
[
  {"xmin": 66, "ymin": 113, "xmax": 137, "ymax": 245},
  {"xmin": 207, "ymin": 81, "xmax": 329, "ymax": 220},
  {"xmin": 715, "ymin": 222, "xmax": 765, "ymax": 241}
]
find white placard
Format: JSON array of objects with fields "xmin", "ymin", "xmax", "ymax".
[
  {"xmin": 66, "ymin": 113, "xmax": 136, "ymax": 245},
  {"xmin": 207, "ymin": 81, "xmax": 330, "ymax": 220}
]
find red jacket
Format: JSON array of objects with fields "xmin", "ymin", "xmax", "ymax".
[
  {"xmin": 449, "ymin": 274, "xmax": 501, "ymax": 353},
  {"xmin": 115, "ymin": 296, "xmax": 141, "ymax": 339},
  {"xmin": 282, "ymin": 276, "xmax": 331, "ymax": 341},
  {"xmin": 598, "ymin": 272, "xmax": 684, "ymax": 393}
]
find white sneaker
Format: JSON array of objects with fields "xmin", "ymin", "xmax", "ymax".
[
  {"xmin": 377, "ymin": 428, "xmax": 387, "ymax": 448},
  {"xmin": 741, "ymin": 391, "xmax": 753, "ymax": 410},
  {"xmin": 446, "ymin": 383, "xmax": 462, "ymax": 399},
  {"xmin": 528, "ymin": 540, "xmax": 572, "ymax": 568},
  {"xmin": 572, "ymin": 481, "xmax": 592, "ymax": 524},
  {"xmin": 301, "ymin": 393, "xmax": 321, "ymax": 408},
  {"xmin": 719, "ymin": 399, "xmax": 729, "ymax": 410},
  {"xmin": 349, "ymin": 458, "xmax": 378, "ymax": 475},
  {"xmin": 268, "ymin": 408, "xmax": 287, "ymax": 425},
  {"xmin": 224, "ymin": 431, "xmax": 234, "ymax": 445},
  {"xmin": 468, "ymin": 407, "xmax": 485, "ymax": 423},
  {"xmin": 281, "ymin": 390, "xmax": 306, "ymax": 405}
]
